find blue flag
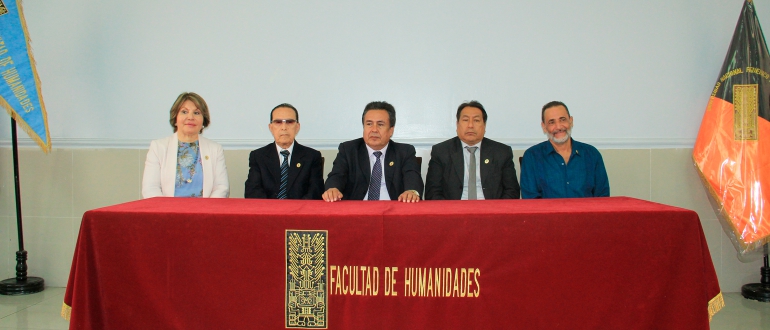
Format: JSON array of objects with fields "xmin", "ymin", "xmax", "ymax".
[{"xmin": 0, "ymin": 0, "xmax": 49, "ymax": 152}]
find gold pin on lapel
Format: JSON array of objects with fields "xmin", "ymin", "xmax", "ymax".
[
  {"xmin": 484, "ymin": 159, "xmax": 489, "ymax": 164},
  {"xmin": 205, "ymin": 156, "xmax": 209, "ymax": 160},
  {"xmin": 297, "ymin": 163, "xmax": 301, "ymax": 168},
  {"xmin": 389, "ymin": 161, "xmax": 394, "ymax": 166}
]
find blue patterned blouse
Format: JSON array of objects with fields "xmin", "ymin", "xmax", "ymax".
[{"xmin": 174, "ymin": 141, "xmax": 204, "ymax": 197}]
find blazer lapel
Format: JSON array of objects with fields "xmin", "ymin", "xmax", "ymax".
[
  {"xmin": 450, "ymin": 138, "xmax": 464, "ymax": 184},
  {"xmin": 384, "ymin": 143, "xmax": 396, "ymax": 194},
  {"xmin": 162, "ymin": 134, "xmax": 179, "ymax": 196},
  {"xmin": 480, "ymin": 141, "xmax": 493, "ymax": 190},
  {"xmin": 358, "ymin": 142, "xmax": 371, "ymax": 187},
  {"xmin": 287, "ymin": 144, "xmax": 304, "ymax": 191},
  {"xmin": 267, "ymin": 145, "xmax": 281, "ymax": 186},
  {"xmin": 199, "ymin": 137, "xmax": 213, "ymax": 196}
]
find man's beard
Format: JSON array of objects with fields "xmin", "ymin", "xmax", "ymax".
[{"xmin": 546, "ymin": 128, "xmax": 571, "ymax": 144}]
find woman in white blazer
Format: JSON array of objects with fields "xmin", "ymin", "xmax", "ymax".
[{"xmin": 142, "ymin": 92, "xmax": 229, "ymax": 198}]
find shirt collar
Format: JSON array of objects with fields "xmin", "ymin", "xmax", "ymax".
[
  {"xmin": 544, "ymin": 138, "xmax": 580, "ymax": 157},
  {"xmin": 460, "ymin": 139, "xmax": 482, "ymax": 149},
  {"xmin": 365, "ymin": 143, "xmax": 389, "ymax": 158},
  {"xmin": 275, "ymin": 141, "xmax": 295, "ymax": 155}
]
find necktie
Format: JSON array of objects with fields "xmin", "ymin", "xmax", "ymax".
[
  {"xmin": 277, "ymin": 150, "xmax": 290, "ymax": 199},
  {"xmin": 466, "ymin": 146, "xmax": 478, "ymax": 200},
  {"xmin": 368, "ymin": 151, "xmax": 383, "ymax": 200}
]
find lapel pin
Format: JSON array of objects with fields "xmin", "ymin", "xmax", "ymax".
[
  {"xmin": 297, "ymin": 163, "xmax": 301, "ymax": 168},
  {"xmin": 205, "ymin": 155, "xmax": 209, "ymax": 160},
  {"xmin": 484, "ymin": 159, "xmax": 489, "ymax": 164},
  {"xmin": 389, "ymin": 161, "xmax": 394, "ymax": 166}
]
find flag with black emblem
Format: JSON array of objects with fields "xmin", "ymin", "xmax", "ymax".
[
  {"xmin": 694, "ymin": 0, "xmax": 770, "ymax": 254},
  {"xmin": 0, "ymin": 0, "xmax": 50, "ymax": 152}
]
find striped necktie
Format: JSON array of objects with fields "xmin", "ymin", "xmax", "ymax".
[
  {"xmin": 367, "ymin": 151, "xmax": 383, "ymax": 200},
  {"xmin": 277, "ymin": 150, "xmax": 290, "ymax": 199}
]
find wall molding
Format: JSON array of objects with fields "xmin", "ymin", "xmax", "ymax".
[{"xmin": 0, "ymin": 137, "xmax": 696, "ymax": 150}]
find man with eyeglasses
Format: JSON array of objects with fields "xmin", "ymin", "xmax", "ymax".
[
  {"xmin": 244, "ymin": 103, "xmax": 324, "ymax": 199},
  {"xmin": 425, "ymin": 100, "xmax": 520, "ymax": 200},
  {"xmin": 519, "ymin": 101, "xmax": 609, "ymax": 198},
  {"xmin": 322, "ymin": 101, "xmax": 423, "ymax": 202}
]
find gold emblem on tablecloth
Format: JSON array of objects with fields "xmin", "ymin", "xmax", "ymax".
[
  {"xmin": 0, "ymin": 1, "xmax": 7, "ymax": 16},
  {"xmin": 733, "ymin": 84, "xmax": 759, "ymax": 140},
  {"xmin": 286, "ymin": 230, "xmax": 328, "ymax": 329}
]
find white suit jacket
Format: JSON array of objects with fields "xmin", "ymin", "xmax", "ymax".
[{"xmin": 142, "ymin": 134, "xmax": 230, "ymax": 198}]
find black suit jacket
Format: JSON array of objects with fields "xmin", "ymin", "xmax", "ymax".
[
  {"xmin": 244, "ymin": 141, "xmax": 324, "ymax": 199},
  {"xmin": 324, "ymin": 138, "xmax": 424, "ymax": 200},
  {"xmin": 425, "ymin": 137, "xmax": 520, "ymax": 200}
]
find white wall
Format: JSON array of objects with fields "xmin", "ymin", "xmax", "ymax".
[{"xmin": 0, "ymin": 0, "xmax": 764, "ymax": 149}]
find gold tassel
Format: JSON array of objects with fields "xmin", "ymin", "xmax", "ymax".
[
  {"xmin": 61, "ymin": 302, "xmax": 72, "ymax": 321},
  {"xmin": 708, "ymin": 292, "xmax": 725, "ymax": 322}
]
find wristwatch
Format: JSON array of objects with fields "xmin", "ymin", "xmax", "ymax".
[{"xmin": 410, "ymin": 190, "xmax": 420, "ymax": 197}]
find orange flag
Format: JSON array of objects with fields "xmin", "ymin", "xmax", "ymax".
[{"xmin": 694, "ymin": 0, "xmax": 770, "ymax": 254}]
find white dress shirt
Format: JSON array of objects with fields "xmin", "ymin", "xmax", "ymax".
[{"xmin": 274, "ymin": 141, "xmax": 295, "ymax": 166}]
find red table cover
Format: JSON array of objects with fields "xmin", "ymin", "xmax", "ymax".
[{"xmin": 62, "ymin": 197, "xmax": 722, "ymax": 329}]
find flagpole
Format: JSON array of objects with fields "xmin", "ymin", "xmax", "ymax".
[
  {"xmin": 741, "ymin": 244, "xmax": 770, "ymax": 302},
  {"xmin": 0, "ymin": 118, "xmax": 44, "ymax": 295}
]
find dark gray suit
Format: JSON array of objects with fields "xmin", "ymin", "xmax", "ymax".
[
  {"xmin": 325, "ymin": 138, "xmax": 424, "ymax": 200},
  {"xmin": 425, "ymin": 136, "xmax": 520, "ymax": 200},
  {"xmin": 244, "ymin": 142, "xmax": 324, "ymax": 199}
]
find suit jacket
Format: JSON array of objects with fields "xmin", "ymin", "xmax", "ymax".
[
  {"xmin": 142, "ymin": 134, "xmax": 230, "ymax": 198},
  {"xmin": 244, "ymin": 141, "xmax": 324, "ymax": 199},
  {"xmin": 325, "ymin": 138, "xmax": 424, "ymax": 200},
  {"xmin": 425, "ymin": 136, "xmax": 520, "ymax": 200}
]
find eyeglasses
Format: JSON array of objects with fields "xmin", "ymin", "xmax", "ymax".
[{"xmin": 271, "ymin": 119, "xmax": 297, "ymax": 125}]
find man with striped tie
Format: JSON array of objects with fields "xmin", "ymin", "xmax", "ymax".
[
  {"xmin": 323, "ymin": 101, "xmax": 423, "ymax": 203},
  {"xmin": 244, "ymin": 103, "xmax": 324, "ymax": 199}
]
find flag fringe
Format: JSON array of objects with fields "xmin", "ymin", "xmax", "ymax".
[
  {"xmin": 0, "ymin": 0, "xmax": 51, "ymax": 153},
  {"xmin": 693, "ymin": 156, "xmax": 770, "ymax": 254},
  {"xmin": 0, "ymin": 99, "xmax": 50, "ymax": 153}
]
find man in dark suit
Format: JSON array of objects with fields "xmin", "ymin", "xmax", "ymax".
[
  {"xmin": 244, "ymin": 103, "xmax": 324, "ymax": 199},
  {"xmin": 425, "ymin": 101, "xmax": 520, "ymax": 200},
  {"xmin": 323, "ymin": 101, "xmax": 423, "ymax": 202}
]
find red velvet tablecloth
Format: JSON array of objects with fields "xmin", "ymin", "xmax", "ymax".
[{"xmin": 62, "ymin": 197, "xmax": 722, "ymax": 329}]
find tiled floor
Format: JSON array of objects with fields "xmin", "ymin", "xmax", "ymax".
[
  {"xmin": 0, "ymin": 288, "xmax": 768, "ymax": 329},
  {"xmin": 0, "ymin": 288, "xmax": 68, "ymax": 330},
  {"xmin": 710, "ymin": 292, "xmax": 770, "ymax": 329}
]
